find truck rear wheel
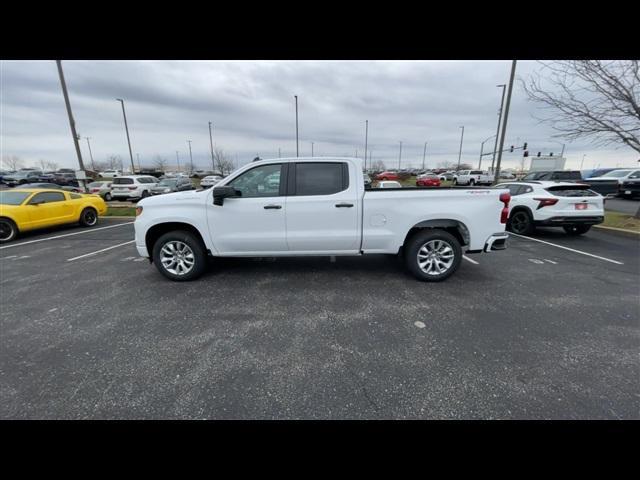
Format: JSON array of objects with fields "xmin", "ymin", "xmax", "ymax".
[
  {"xmin": 152, "ymin": 230, "xmax": 207, "ymax": 281},
  {"xmin": 405, "ymin": 229, "xmax": 462, "ymax": 282}
]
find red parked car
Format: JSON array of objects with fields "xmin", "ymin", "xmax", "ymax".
[
  {"xmin": 416, "ymin": 174, "xmax": 441, "ymax": 187},
  {"xmin": 376, "ymin": 171, "xmax": 399, "ymax": 181}
]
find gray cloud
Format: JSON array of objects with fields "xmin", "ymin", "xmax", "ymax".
[{"xmin": 1, "ymin": 60, "xmax": 637, "ymax": 171}]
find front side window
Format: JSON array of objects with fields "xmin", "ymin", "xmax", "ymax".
[
  {"xmin": 228, "ymin": 163, "xmax": 282, "ymax": 198},
  {"xmin": 29, "ymin": 192, "xmax": 65, "ymax": 204},
  {"xmin": 294, "ymin": 162, "xmax": 347, "ymax": 196}
]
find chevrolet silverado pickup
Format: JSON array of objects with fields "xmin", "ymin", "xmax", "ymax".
[{"xmin": 134, "ymin": 157, "xmax": 511, "ymax": 282}]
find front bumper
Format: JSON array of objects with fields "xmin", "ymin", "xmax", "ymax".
[
  {"xmin": 534, "ymin": 215, "xmax": 604, "ymax": 227},
  {"xmin": 483, "ymin": 232, "xmax": 509, "ymax": 252}
]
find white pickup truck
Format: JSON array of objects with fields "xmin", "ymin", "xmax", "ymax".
[
  {"xmin": 134, "ymin": 157, "xmax": 510, "ymax": 282},
  {"xmin": 453, "ymin": 170, "xmax": 494, "ymax": 186}
]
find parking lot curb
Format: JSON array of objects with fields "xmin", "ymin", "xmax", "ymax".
[
  {"xmin": 100, "ymin": 215, "xmax": 135, "ymax": 219},
  {"xmin": 593, "ymin": 225, "xmax": 640, "ymax": 238}
]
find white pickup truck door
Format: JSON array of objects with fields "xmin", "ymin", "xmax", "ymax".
[
  {"xmin": 285, "ymin": 161, "xmax": 360, "ymax": 253},
  {"xmin": 206, "ymin": 163, "xmax": 288, "ymax": 254}
]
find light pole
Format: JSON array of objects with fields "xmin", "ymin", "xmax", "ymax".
[
  {"xmin": 208, "ymin": 121, "xmax": 215, "ymax": 171},
  {"xmin": 581, "ymin": 154, "xmax": 587, "ymax": 169},
  {"xmin": 278, "ymin": 148, "xmax": 281, "ymax": 158},
  {"xmin": 136, "ymin": 153, "xmax": 141, "ymax": 172},
  {"xmin": 422, "ymin": 141, "xmax": 427, "ymax": 170},
  {"xmin": 491, "ymin": 84, "xmax": 507, "ymax": 172},
  {"xmin": 85, "ymin": 136, "xmax": 95, "ymax": 171},
  {"xmin": 398, "ymin": 141, "xmax": 403, "ymax": 170},
  {"xmin": 176, "ymin": 151, "xmax": 181, "ymax": 171},
  {"xmin": 457, "ymin": 126, "xmax": 465, "ymax": 170},
  {"xmin": 56, "ymin": 60, "xmax": 87, "ymax": 192},
  {"xmin": 493, "ymin": 60, "xmax": 517, "ymax": 185},
  {"xmin": 479, "ymin": 135, "xmax": 496, "ymax": 169},
  {"xmin": 364, "ymin": 120, "xmax": 368, "ymax": 172},
  {"xmin": 294, "ymin": 95, "xmax": 299, "ymax": 157},
  {"xmin": 187, "ymin": 140, "xmax": 193, "ymax": 174},
  {"xmin": 116, "ymin": 98, "xmax": 135, "ymax": 174},
  {"xmin": 311, "ymin": 142, "xmax": 314, "ymax": 156}
]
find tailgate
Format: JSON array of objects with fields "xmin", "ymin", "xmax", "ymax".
[{"xmin": 546, "ymin": 185, "xmax": 604, "ymax": 215}]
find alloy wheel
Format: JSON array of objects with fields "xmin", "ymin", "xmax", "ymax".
[{"xmin": 417, "ymin": 239, "xmax": 455, "ymax": 275}]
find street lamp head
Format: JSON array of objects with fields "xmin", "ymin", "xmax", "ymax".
[{"xmin": 116, "ymin": 98, "xmax": 123, "ymax": 102}]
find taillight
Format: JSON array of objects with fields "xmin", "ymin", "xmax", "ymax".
[
  {"xmin": 499, "ymin": 192, "xmax": 510, "ymax": 224},
  {"xmin": 135, "ymin": 206, "xmax": 143, "ymax": 216},
  {"xmin": 533, "ymin": 197, "xmax": 558, "ymax": 209},
  {"xmin": 128, "ymin": 186, "xmax": 137, "ymax": 190}
]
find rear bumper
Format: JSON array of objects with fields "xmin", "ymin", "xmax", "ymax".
[
  {"xmin": 535, "ymin": 215, "xmax": 604, "ymax": 227},
  {"xmin": 483, "ymin": 232, "xmax": 509, "ymax": 252}
]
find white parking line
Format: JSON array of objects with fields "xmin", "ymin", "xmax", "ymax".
[
  {"xmin": 67, "ymin": 241, "xmax": 136, "ymax": 262},
  {"xmin": 0, "ymin": 222, "xmax": 134, "ymax": 250},
  {"xmin": 509, "ymin": 232, "xmax": 624, "ymax": 265},
  {"xmin": 463, "ymin": 255, "xmax": 479, "ymax": 265}
]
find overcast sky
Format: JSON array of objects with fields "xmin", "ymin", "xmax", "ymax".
[{"xmin": 1, "ymin": 60, "xmax": 638, "ymax": 172}]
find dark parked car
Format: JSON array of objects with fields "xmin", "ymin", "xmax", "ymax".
[
  {"xmin": 620, "ymin": 178, "xmax": 640, "ymax": 199},
  {"xmin": 150, "ymin": 177, "xmax": 195, "ymax": 195},
  {"xmin": 582, "ymin": 168, "xmax": 620, "ymax": 179},
  {"xmin": 19, "ymin": 183, "xmax": 83, "ymax": 193},
  {"xmin": 521, "ymin": 170, "xmax": 583, "ymax": 182}
]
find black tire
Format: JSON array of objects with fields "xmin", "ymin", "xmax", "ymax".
[
  {"xmin": 104, "ymin": 192, "xmax": 112, "ymax": 201},
  {"xmin": 152, "ymin": 230, "xmax": 207, "ymax": 281},
  {"xmin": 507, "ymin": 209, "xmax": 534, "ymax": 235},
  {"xmin": 469, "ymin": 179, "xmax": 475, "ymax": 186},
  {"xmin": 405, "ymin": 229, "xmax": 462, "ymax": 282},
  {"xmin": 452, "ymin": 178, "xmax": 458, "ymax": 185},
  {"xmin": 0, "ymin": 218, "xmax": 18, "ymax": 243},
  {"xmin": 141, "ymin": 190, "xmax": 150, "ymax": 199},
  {"xmin": 563, "ymin": 225, "xmax": 591, "ymax": 235},
  {"xmin": 79, "ymin": 207, "xmax": 99, "ymax": 227}
]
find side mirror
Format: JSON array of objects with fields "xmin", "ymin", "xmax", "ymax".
[{"xmin": 212, "ymin": 185, "xmax": 240, "ymax": 206}]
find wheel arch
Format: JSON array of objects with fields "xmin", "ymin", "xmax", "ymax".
[
  {"xmin": 509, "ymin": 205, "xmax": 534, "ymax": 219},
  {"xmin": 145, "ymin": 222, "xmax": 208, "ymax": 261},
  {"xmin": 401, "ymin": 219, "xmax": 470, "ymax": 254}
]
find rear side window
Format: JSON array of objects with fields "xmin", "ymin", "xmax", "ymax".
[
  {"xmin": 70, "ymin": 193, "xmax": 81, "ymax": 199},
  {"xmin": 30, "ymin": 192, "xmax": 65, "ymax": 203},
  {"xmin": 293, "ymin": 162, "xmax": 348, "ymax": 196},
  {"xmin": 113, "ymin": 178, "xmax": 134, "ymax": 185},
  {"xmin": 470, "ymin": 170, "xmax": 483, "ymax": 175}
]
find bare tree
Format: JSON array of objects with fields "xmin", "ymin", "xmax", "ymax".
[
  {"xmin": 153, "ymin": 155, "xmax": 168, "ymax": 172},
  {"xmin": 522, "ymin": 60, "xmax": 640, "ymax": 153},
  {"xmin": 105, "ymin": 155, "xmax": 122, "ymax": 170},
  {"xmin": 213, "ymin": 147, "xmax": 235, "ymax": 175},
  {"xmin": 2, "ymin": 155, "xmax": 24, "ymax": 171},
  {"xmin": 371, "ymin": 159, "xmax": 386, "ymax": 171},
  {"xmin": 45, "ymin": 161, "xmax": 58, "ymax": 171}
]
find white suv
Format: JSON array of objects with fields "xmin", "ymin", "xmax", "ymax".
[
  {"xmin": 496, "ymin": 181, "xmax": 604, "ymax": 235},
  {"xmin": 111, "ymin": 175, "xmax": 159, "ymax": 200}
]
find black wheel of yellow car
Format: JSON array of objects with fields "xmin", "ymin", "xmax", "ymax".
[
  {"xmin": 0, "ymin": 218, "xmax": 18, "ymax": 243},
  {"xmin": 79, "ymin": 207, "xmax": 98, "ymax": 227}
]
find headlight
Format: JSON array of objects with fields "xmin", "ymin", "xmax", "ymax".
[{"xmin": 164, "ymin": 188, "xmax": 170, "ymax": 192}]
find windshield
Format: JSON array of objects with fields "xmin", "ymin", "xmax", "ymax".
[
  {"xmin": 0, "ymin": 191, "xmax": 31, "ymax": 205},
  {"xmin": 602, "ymin": 170, "xmax": 632, "ymax": 178},
  {"xmin": 159, "ymin": 179, "xmax": 177, "ymax": 187}
]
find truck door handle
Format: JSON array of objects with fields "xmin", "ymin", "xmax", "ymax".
[
  {"xmin": 263, "ymin": 204, "xmax": 282, "ymax": 209},
  {"xmin": 335, "ymin": 203, "xmax": 354, "ymax": 208}
]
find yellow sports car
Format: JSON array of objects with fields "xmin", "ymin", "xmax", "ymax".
[{"xmin": 0, "ymin": 188, "xmax": 107, "ymax": 243}]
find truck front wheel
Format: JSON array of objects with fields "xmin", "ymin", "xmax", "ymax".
[
  {"xmin": 152, "ymin": 230, "xmax": 207, "ymax": 281},
  {"xmin": 405, "ymin": 229, "xmax": 462, "ymax": 282}
]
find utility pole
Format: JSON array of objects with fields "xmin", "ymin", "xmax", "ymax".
[
  {"xmin": 187, "ymin": 140, "xmax": 193, "ymax": 174},
  {"xmin": 208, "ymin": 121, "xmax": 215, "ymax": 171},
  {"xmin": 176, "ymin": 151, "xmax": 181, "ymax": 171},
  {"xmin": 85, "ymin": 136, "xmax": 95, "ymax": 171},
  {"xmin": 493, "ymin": 60, "xmax": 517, "ymax": 185},
  {"xmin": 364, "ymin": 120, "xmax": 368, "ymax": 172},
  {"xmin": 55, "ymin": 60, "xmax": 87, "ymax": 192},
  {"xmin": 581, "ymin": 154, "xmax": 586, "ymax": 169},
  {"xmin": 311, "ymin": 142, "xmax": 314, "ymax": 156},
  {"xmin": 398, "ymin": 141, "xmax": 403, "ymax": 170},
  {"xmin": 116, "ymin": 98, "xmax": 135, "ymax": 174},
  {"xmin": 457, "ymin": 126, "xmax": 465, "ymax": 171},
  {"xmin": 294, "ymin": 95, "xmax": 299, "ymax": 157},
  {"xmin": 422, "ymin": 141, "xmax": 427, "ymax": 170},
  {"xmin": 561, "ymin": 144, "xmax": 566, "ymax": 158},
  {"xmin": 491, "ymin": 84, "xmax": 507, "ymax": 172}
]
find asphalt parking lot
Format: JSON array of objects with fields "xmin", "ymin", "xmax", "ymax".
[{"xmin": 0, "ymin": 218, "xmax": 638, "ymax": 419}]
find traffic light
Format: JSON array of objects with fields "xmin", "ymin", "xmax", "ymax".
[
  {"xmin": 510, "ymin": 145, "xmax": 514, "ymax": 153},
  {"xmin": 523, "ymin": 150, "xmax": 529, "ymax": 157},
  {"xmin": 523, "ymin": 142, "xmax": 528, "ymax": 150}
]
